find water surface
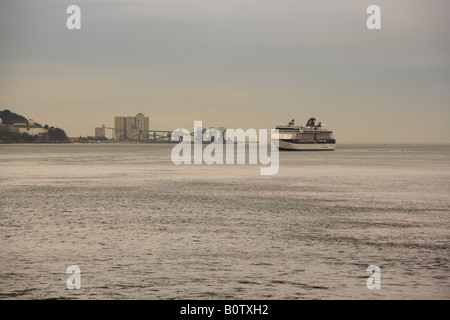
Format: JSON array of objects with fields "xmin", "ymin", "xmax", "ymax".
[{"xmin": 0, "ymin": 143, "xmax": 449, "ymax": 299}]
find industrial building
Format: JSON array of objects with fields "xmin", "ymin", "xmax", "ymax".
[
  {"xmin": 114, "ymin": 113, "xmax": 149, "ymax": 140},
  {"xmin": 94, "ymin": 124, "xmax": 105, "ymax": 138}
]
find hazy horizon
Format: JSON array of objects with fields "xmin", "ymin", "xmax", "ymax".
[{"xmin": 1, "ymin": 0, "xmax": 449, "ymax": 143}]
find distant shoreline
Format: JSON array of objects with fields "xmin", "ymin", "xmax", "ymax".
[
  {"xmin": 1, "ymin": 141, "xmax": 448, "ymax": 146},
  {"xmin": 0, "ymin": 140, "xmax": 179, "ymax": 145}
]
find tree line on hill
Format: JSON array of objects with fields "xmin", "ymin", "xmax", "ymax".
[{"xmin": 0, "ymin": 109, "xmax": 68, "ymax": 143}]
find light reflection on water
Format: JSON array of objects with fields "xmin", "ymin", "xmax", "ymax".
[{"xmin": 0, "ymin": 143, "xmax": 449, "ymax": 299}]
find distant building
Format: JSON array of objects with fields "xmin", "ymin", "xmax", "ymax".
[
  {"xmin": 5, "ymin": 121, "xmax": 47, "ymax": 136},
  {"xmin": 114, "ymin": 113, "xmax": 149, "ymax": 140},
  {"xmin": 95, "ymin": 124, "xmax": 105, "ymax": 138},
  {"xmin": 0, "ymin": 118, "xmax": 3, "ymax": 126},
  {"xmin": 114, "ymin": 116, "xmax": 126, "ymax": 140}
]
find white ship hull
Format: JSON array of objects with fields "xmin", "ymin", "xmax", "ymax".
[{"xmin": 278, "ymin": 140, "xmax": 335, "ymax": 151}]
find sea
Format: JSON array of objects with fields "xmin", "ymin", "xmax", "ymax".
[{"xmin": 0, "ymin": 143, "xmax": 449, "ymax": 300}]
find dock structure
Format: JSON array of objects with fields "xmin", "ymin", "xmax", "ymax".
[
  {"xmin": 136, "ymin": 129, "xmax": 174, "ymax": 142},
  {"xmin": 101, "ymin": 127, "xmax": 226, "ymax": 143},
  {"xmin": 95, "ymin": 113, "xmax": 226, "ymax": 143},
  {"xmin": 100, "ymin": 127, "xmax": 173, "ymax": 142}
]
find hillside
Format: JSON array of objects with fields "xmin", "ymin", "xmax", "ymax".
[{"xmin": 0, "ymin": 109, "xmax": 67, "ymax": 143}]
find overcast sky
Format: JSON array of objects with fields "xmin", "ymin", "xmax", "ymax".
[{"xmin": 0, "ymin": 0, "xmax": 449, "ymax": 143}]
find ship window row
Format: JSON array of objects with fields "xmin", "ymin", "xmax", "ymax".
[{"xmin": 283, "ymin": 139, "xmax": 336, "ymax": 144}]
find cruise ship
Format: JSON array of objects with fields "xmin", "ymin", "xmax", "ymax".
[{"xmin": 274, "ymin": 118, "xmax": 336, "ymax": 151}]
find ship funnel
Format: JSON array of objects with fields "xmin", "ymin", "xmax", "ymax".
[{"xmin": 306, "ymin": 118, "xmax": 316, "ymax": 127}]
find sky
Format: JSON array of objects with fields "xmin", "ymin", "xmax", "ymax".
[{"xmin": 0, "ymin": 0, "xmax": 449, "ymax": 143}]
